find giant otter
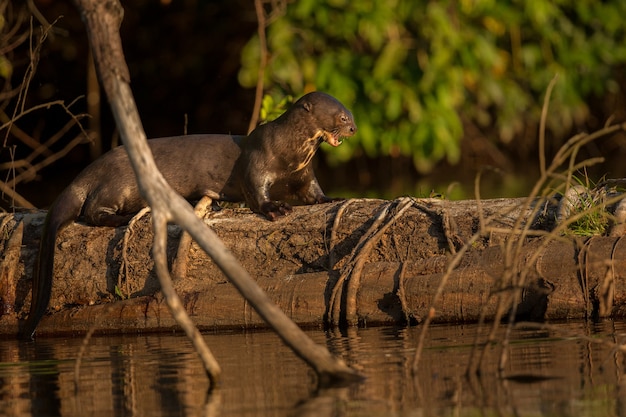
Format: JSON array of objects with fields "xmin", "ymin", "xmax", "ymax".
[{"xmin": 21, "ymin": 92, "xmax": 357, "ymax": 338}]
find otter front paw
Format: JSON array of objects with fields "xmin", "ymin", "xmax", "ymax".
[{"xmin": 261, "ymin": 201, "xmax": 293, "ymax": 221}]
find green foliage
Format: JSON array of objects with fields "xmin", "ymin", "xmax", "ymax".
[
  {"xmin": 259, "ymin": 93, "xmax": 292, "ymax": 123},
  {"xmin": 239, "ymin": 0, "xmax": 626, "ymax": 172}
]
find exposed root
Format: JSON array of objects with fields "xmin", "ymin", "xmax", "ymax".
[
  {"xmin": 441, "ymin": 208, "xmax": 462, "ymax": 254},
  {"xmin": 396, "ymin": 262, "xmax": 411, "ymax": 325},
  {"xmin": 117, "ymin": 206, "xmax": 151, "ymax": 296},
  {"xmin": 327, "ymin": 198, "xmax": 355, "ymax": 269},
  {"xmin": 326, "ymin": 197, "xmax": 414, "ymax": 326},
  {"xmin": 344, "ymin": 197, "xmax": 414, "ymax": 325},
  {"xmin": 327, "ymin": 200, "xmax": 392, "ymax": 326}
]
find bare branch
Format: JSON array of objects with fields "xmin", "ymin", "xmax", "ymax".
[{"xmin": 73, "ymin": 0, "xmax": 361, "ymax": 386}]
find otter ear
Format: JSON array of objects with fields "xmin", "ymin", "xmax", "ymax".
[{"xmin": 302, "ymin": 101, "xmax": 312, "ymax": 112}]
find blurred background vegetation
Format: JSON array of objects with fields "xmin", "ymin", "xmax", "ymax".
[{"xmin": 2, "ymin": 0, "xmax": 626, "ymax": 210}]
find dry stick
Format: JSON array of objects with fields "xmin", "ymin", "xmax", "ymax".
[
  {"xmin": 472, "ymin": 254, "xmax": 516, "ymax": 374},
  {"xmin": 247, "ymin": 0, "xmax": 268, "ymax": 134},
  {"xmin": 24, "ymin": 116, "xmax": 87, "ymax": 164},
  {"xmin": 327, "ymin": 200, "xmax": 393, "ymax": 326},
  {"xmin": 344, "ymin": 197, "xmax": 414, "ymax": 325},
  {"xmin": 0, "ymin": 99, "xmax": 87, "ymax": 140},
  {"xmin": 2, "ymin": 15, "xmax": 51, "ymax": 146},
  {"xmin": 415, "ymin": 172, "xmax": 498, "ymax": 375},
  {"xmin": 448, "ymin": 170, "xmax": 494, "ymax": 374},
  {"xmin": 411, "ymin": 232, "xmax": 482, "ymax": 373},
  {"xmin": 0, "ymin": 99, "xmax": 88, "ymax": 179},
  {"xmin": 0, "ymin": 180, "xmax": 34, "ymax": 209},
  {"xmin": 538, "ymin": 74, "xmax": 558, "ymax": 177},
  {"xmin": 414, "ymin": 164, "xmax": 536, "ymax": 373},
  {"xmin": 152, "ymin": 210, "xmax": 222, "ymax": 385},
  {"xmin": 504, "ymin": 75, "xmax": 561, "ymax": 266},
  {"xmin": 492, "ymin": 122, "xmax": 626, "ymax": 374},
  {"xmin": 0, "ymin": 19, "xmax": 30, "ymax": 58},
  {"xmin": 465, "ymin": 136, "xmax": 623, "ymax": 375},
  {"xmin": 7, "ymin": 133, "xmax": 88, "ymax": 188},
  {"xmin": 0, "ymin": 100, "xmax": 84, "ymax": 146},
  {"xmin": 477, "ymin": 175, "xmax": 562, "ymax": 373},
  {"xmin": 0, "ymin": 84, "xmax": 21, "ymax": 103},
  {"xmin": 27, "ymin": 0, "xmax": 54, "ymax": 32},
  {"xmin": 74, "ymin": 0, "xmax": 360, "ymax": 385},
  {"xmin": 246, "ymin": 0, "xmax": 286, "ymax": 133},
  {"xmin": 492, "ymin": 77, "xmax": 585, "ymax": 373},
  {"xmin": 0, "ymin": 110, "xmax": 53, "ymax": 156}
]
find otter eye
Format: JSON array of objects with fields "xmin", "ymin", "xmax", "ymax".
[{"xmin": 340, "ymin": 114, "xmax": 348, "ymax": 123}]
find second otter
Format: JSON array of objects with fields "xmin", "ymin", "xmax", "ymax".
[{"xmin": 22, "ymin": 91, "xmax": 357, "ymax": 338}]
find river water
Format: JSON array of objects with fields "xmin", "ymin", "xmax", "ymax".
[{"xmin": 2, "ymin": 320, "xmax": 625, "ymax": 416}]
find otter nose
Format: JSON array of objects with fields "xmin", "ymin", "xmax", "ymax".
[{"xmin": 350, "ymin": 124, "xmax": 357, "ymax": 134}]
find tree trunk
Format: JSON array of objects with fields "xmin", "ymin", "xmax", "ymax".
[{"xmin": 2, "ymin": 197, "xmax": 624, "ymax": 335}]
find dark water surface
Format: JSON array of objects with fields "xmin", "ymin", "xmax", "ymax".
[{"xmin": 2, "ymin": 321, "xmax": 626, "ymax": 416}]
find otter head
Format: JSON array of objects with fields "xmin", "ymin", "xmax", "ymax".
[{"xmin": 296, "ymin": 92, "xmax": 357, "ymax": 147}]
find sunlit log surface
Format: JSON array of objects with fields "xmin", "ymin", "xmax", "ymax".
[{"xmin": 1, "ymin": 197, "xmax": 624, "ymax": 336}]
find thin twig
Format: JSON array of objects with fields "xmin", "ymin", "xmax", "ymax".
[
  {"xmin": 247, "ymin": 0, "xmax": 268, "ymax": 134},
  {"xmin": 538, "ymin": 74, "xmax": 559, "ymax": 177}
]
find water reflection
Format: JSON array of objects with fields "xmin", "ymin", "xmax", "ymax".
[{"xmin": 0, "ymin": 321, "xmax": 625, "ymax": 416}]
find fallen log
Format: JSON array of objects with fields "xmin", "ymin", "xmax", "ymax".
[{"xmin": 1, "ymin": 197, "xmax": 624, "ymax": 336}]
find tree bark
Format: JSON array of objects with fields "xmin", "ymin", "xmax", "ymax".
[{"xmin": 3, "ymin": 197, "xmax": 625, "ymax": 335}]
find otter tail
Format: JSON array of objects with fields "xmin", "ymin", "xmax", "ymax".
[{"xmin": 20, "ymin": 189, "xmax": 84, "ymax": 339}]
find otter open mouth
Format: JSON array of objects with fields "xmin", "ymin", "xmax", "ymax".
[{"xmin": 323, "ymin": 131, "xmax": 344, "ymax": 147}]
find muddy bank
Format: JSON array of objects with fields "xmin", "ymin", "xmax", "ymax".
[{"xmin": 0, "ymin": 197, "xmax": 623, "ymax": 336}]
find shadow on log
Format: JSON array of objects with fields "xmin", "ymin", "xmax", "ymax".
[{"xmin": 2, "ymin": 196, "xmax": 625, "ymax": 336}]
